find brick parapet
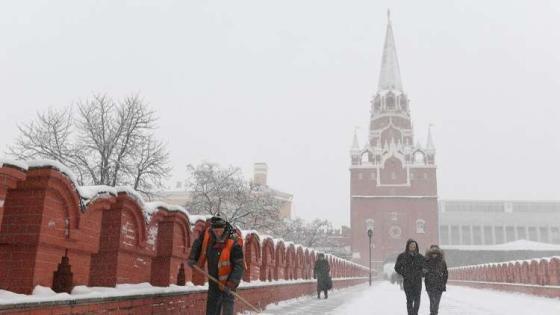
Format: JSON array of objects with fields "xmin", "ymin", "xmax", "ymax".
[
  {"xmin": 0, "ymin": 160, "xmax": 370, "ymax": 297},
  {"xmin": 448, "ymin": 256, "xmax": 560, "ymax": 297}
]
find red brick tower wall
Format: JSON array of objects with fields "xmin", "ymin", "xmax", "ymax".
[{"xmin": 349, "ymin": 16, "xmax": 439, "ymax": 269}]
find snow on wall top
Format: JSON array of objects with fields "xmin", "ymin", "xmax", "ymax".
[
  {"xmin": 144, "ymin": 201, "xmax": 190, "ymax": 222},
  {"xmin": 77, "ymin": 185, "xmax": 118, "ymax": 200},
  {"xmin": 0, "ymin": 159, "xmax": 29, "ymax": 171},
  {"xmin": 0, "ymin": 159, "xmax": 192, "ymax": 223},
  {"xmin": 188, "ymin": 214, "xmax": 212, "ymax": 224},
  {"xmin": 272, "ymin": 238, "xmax": 284, "ymax": 247},
  {"xmin": 284, "ymin": 241, "xmax": 295, "ymax": 248},
  {"xmin": 442, "ymin": 240, "xmax": 560, "ymax": 252},
  {"xmin": 77, "ymin": 185, "xmax": 119, "ymax": 208},
  {"xmin": 449, "ymin": 256, "xmax": 560, "ymax": 271},
  {"xmin": 27, "ymin": 159, "xmax": 80, "ymax": 186},
  {"xmin": 241, "ymin": 230, "xmax": 260, "ymax": 241}
]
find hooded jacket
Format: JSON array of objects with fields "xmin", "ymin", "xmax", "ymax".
[
  {"xmin": 189, "ymin": 223, "xmax": 244, "ymax": 289},
  {"xmin": 424, "ymin": 246, "xmax": 448, "ymax": 292},
  {"xmin": 394, "ymin": 239, "xmax": 425, "ymax": 288}
]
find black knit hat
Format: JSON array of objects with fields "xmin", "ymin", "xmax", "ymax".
[{"xmin": 210, "ymin": 215, "xmax": 226, "ymax": 228}]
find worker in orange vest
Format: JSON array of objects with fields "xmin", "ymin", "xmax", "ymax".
[{"xmin": 187, "ymin": 216, "xmax": 244, "ymax": 315}]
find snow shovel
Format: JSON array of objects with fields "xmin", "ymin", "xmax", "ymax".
[{"xmin": 191, "ymin": 264, "xmax": 263, "ymax": 314}]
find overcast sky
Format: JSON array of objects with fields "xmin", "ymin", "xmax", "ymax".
[{"xmin": 1, "ymin": 1, "xmax": 559, "ymax": 226}]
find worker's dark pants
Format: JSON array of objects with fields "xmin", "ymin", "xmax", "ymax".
[{"xmin": 207, "ymin": 283, "xmax": 235, "ymax": 315}]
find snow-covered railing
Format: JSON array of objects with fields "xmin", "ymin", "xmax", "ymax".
[
  {"xmin": 449, "ymin": 256, "xmax": 560, "ymax": 286},
  {"xmin": 0, "ymin": 159, "xmax": 369, "ymax": 297}
]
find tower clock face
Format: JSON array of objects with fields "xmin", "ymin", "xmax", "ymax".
[{"xmin": 389, "ymin": 225, "xmax": 402, "ymax": 239}]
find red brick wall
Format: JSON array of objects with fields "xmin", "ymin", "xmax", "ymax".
[
  {"xmin": 0, "ymin": 167, "xmax": 88, "ymax": 294},
  {"xmin": 243, "ymin": 233, "xmax": 261, "ymax": 282},
  {"xmin": 260, "ymin": 238, "xmax": 275, "ymax": 281},
  {"xmin": 0, "ymin": 278, "xmax": 368, "ymax": 315},
  {"xmin": 350, "ymin": 157, "xmax": 439, "ymax": 267},
  {"xmin": 0, "ymin": 162, "xmax": 369, "ymax": 301},
  {"xmin": 448, "ymin": 257, "xmax": 560, "ymax": 298},
  {"xmin": 150, "ymin": 212, "xmax": 191, "ymax": 286}
]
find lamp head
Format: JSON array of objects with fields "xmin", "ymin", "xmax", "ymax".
[{"xmin": 365, "ymin": 219, "xmax": 374, "ymax": 233}]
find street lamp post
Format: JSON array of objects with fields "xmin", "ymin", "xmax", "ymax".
[
  {"xmin": 365, "ymin": 219, "xmax": 375, "ymax": 286},
  {"xmin": 367, "ymin": 228, "xmax": 373, "ymax": 286}
]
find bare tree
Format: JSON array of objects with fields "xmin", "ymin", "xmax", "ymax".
[
  {"xmin": 272, "ymin": 218, "xmax": 335, "ymax": 248},
  {"xmin": 8, "ymin": 94, "xmax": 170, "ymax": 196},
  {"xmin": 185, "ymin": 162, "xmax": 281, "ymax": 230},
  {"xmin": 271, "ymin": 217, "xmax": 350, "ymax": 258}
]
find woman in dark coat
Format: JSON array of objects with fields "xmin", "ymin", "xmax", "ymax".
[
  {"xmin": 424, "ymin": 245, "xmax": 448, "ymax": 315},
  {"xmin": 313, "ymin": 253, "xmax": 331, "ymax": 299},
  {"xmin": 395, "ymin": 239, "xmax": 424, "ymax": 315}
]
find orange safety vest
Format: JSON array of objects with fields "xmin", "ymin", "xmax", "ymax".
[{"xmin": 197, "ymin": 228, "xmax": 244, "ymax": 285}]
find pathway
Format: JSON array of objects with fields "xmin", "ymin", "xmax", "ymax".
[{"xmin": 252, "ymin": 281, "xmax": 560, "ymax": 315}]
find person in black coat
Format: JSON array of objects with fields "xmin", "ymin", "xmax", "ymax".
[
  {"xmin": 313, "ymin": 253, "xmax": 331, "ymax": 299},
  {"xmin": 187, "ymin": 216, "xmax": 245, "ymax": 315},
  {"xmin": 424, "ymin": 245, "xmax": 448, "ymax": 315},
  {"xmin": 394, "ymin": 239, "xmax": 424, "ymax": 315}
]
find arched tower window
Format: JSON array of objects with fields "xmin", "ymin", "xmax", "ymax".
[
  {"xmin": 385, "ymin": 92, "xmax": 395, "ymax": 110},
  {"xmin": 400, "ymin": 94, "xmax": 408, "ymax": 112},
  {"xmin": 373, "ymin": 95, "xmax": 381, "ymax": 112},
  {"xmin": 416, "ymin": 219, "xmax": 426, "ymax": 234},
  {"xmin": 414, "ymin": 151, "xmax": 425, "ymax": 164},
  {"xmin": 361, "ymin": 151, "xmax": 369, "ymax": 164}
]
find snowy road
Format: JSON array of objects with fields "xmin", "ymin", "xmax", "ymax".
[{"xmin": 255, "ymin": 281, "xmax": 560, "ymax": 315}]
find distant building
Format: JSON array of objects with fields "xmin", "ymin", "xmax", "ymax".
[
  {"xmin": 438, "ymin": 200, "xmax": 560, "ymax": 245},
  {"xmin": 158, "ymin": 189, "xmax": 192, "ymax": 206},
  {"xmin": 253, "ymin": 162, "xmax": 293, "ymax": 219},
  {"xmin": 322, "ymin": 226, "xmax": 353, "ymax": 260},
  {"xmin": 159, "ymin": 163, "xmax": 293, "ymax": 220}
]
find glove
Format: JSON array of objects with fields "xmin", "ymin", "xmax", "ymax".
[
  {"xmin": 187, "ymin": 260, "xmax": 195, "ymax": 268},
  {"xmin": 219, "ymin": 281, "xmax": 237, "ymax": 293},
  {"xmin": 218, "ymin": 283, "xmax": 228, "ymax": 293},
  {"xmin": 225, "ymin": 280, "xmax": 238, "ymax": 291}
]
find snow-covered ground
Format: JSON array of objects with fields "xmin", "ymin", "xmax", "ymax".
[{"xmin": 255, "ymin": 281, "xmax": 560, "ymax": 315}]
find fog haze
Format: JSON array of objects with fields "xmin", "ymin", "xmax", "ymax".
[{"xmin": 1, "ymin": 0, "xmax": 559, "ymax": 226}]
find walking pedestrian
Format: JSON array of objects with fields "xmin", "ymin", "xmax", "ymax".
[
  {"xmin": 313, "ymin": 253, "xmax": 331, "ymax": 299},
  {"xmin": 394, "ymin": 239, "xmax": 424, "ymax": 315},
  {"xmin": 187, "ymin": 216, "xmax": 245, "ymax": 315},
  {"xmin": 424, "ymin": 245, "xmax": 448, "ymax": 315}
]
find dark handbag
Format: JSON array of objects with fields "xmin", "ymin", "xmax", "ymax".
[{"xmin": 326, "ymin": 275, "xmax": 333, "ymax": 290}]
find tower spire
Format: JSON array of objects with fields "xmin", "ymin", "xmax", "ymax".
[
  {"xmin": 378, "ymin": 10, "xmax": 403, "ymax": 92},
  {"xmin": 351, "ymin": 127, "xmax": 360, "ymax": 150},
  {"xmin": 426, "ymin": 124, "xmax": 435, "ymax": 150}
]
